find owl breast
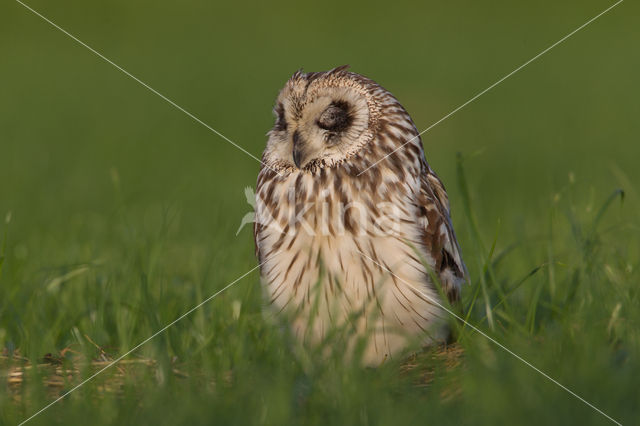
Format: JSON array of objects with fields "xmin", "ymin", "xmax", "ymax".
[{"xmin": 255, "ymin": 166, "xmax": 449, "ymax": 365}]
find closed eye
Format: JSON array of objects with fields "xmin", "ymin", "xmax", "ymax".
[{"xmin": 317, "ymin": 101, "xmax": 351, "ymax": 133}]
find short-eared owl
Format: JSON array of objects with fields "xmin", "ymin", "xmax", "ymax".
[{"xmin": 254, "ymin": 66, "xmax": 466, "ymax": 364}]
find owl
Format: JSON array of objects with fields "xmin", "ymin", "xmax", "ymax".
[{"xmin": 254, "ymin": 66, "xmax": 466, "ymax": 365}]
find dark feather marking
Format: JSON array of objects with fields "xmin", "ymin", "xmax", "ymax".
[
  {"xmin": 412, "ymin": 318, "xmax": 428, "ymax": 333},
  {"xmin": 393, "ymin": 311, "xmax": 405, "ymax": 326},
  {"xmin": 270, "ymin": 280, "xmax": 289, "ymax": 305},
  {"xmin": 327, "ymin": 272, "xmax": 335, "ymax": 293},
  {"xmin": 286, "ymin": 235, "xmax": 297, "ymax": 250},
  {"xmin": 276, "ymin": 295, "xmax": 293, "ymax": 314},
  {"xmin": 361, "ymin": 261, "xmax": 373, "ymax": 299},
  {"xmin": 406, "ymin": 285, "xmax": 436, "ymax": 310},
  {"xmin": 392, "ymin": 291, "xmax": 411, "ymax": 313},
  {"xmin": 293, "ymin": 268, "xmax": 306, "ymax": 293},
  {"xmin": 324, "ymin": 288, "xmax": 333, "ymax": 323},
  {"xmin": 283, "ymin": 251, "xmax": 300, "ymax": 282}
]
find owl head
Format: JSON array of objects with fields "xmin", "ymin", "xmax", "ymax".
[{"xmin": 263, "ymin": 66, "xmax": 413, "ymax": 173}]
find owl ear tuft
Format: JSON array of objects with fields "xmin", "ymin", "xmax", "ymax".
[
  {"xmin": 290, "ymin": 69, "xmax": 305, "ymax": 80},
  {"xmin": 329, "ymin": 64, "xmax": 350, "ymax": 75}
]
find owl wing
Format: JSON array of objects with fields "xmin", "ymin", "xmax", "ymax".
[{"xmin": 416, "ymin": 166, "xmax": 468, "ymax": 303}]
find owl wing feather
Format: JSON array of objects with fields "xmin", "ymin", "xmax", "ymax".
[{"xmin": 416, "ymin": 165, "xmax": 467, "ymax": 303}]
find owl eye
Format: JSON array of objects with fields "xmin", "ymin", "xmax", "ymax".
[
  {"xmin": 274, "ymin": 103, "xmax": 287, "ymax": 132},
  {"xmin": 317, "ymin": 101, "xmax": 351, "ymax": 133}
]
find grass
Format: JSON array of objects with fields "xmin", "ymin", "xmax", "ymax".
[
  {"xmin": 1, "ymin": 0, "xmax": 639, "ymax": 425},
  {"xmin": 2, "ymin": 156, "xmax": 637, "ymax": 425}
]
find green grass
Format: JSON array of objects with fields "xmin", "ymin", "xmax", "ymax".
[{"xmin": 1, "ymin": 0, "xmax": 639, "ymax": 424}]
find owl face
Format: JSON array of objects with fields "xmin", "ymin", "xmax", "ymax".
[{"xmin": 264, "ymin": 66, "xmax": 382, "ymax": 171}]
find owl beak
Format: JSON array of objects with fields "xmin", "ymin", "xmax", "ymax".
[
  {"xmin": 293, "ymin": 147, "xmax": 304, "ymax": 169},
  {"xmin": 292, "ymin": 129, "xmax": 306, "ymax": 169}
]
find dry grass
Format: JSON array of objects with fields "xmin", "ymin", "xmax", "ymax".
[
  {"xmin": 1, "ymin": 347, "xmax": 189, "ymax": 404},
  {"xmin": 401, "ymin": 343, "xmax": 465, "ymax": 401},
  {"xmin": 3, "ymin": 343, "xmax": 464, "ymax": 405}
]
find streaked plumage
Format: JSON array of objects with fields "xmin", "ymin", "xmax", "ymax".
[{"xmin": 254, "ymin": 66, "xmax": 466, "ymax": 364}]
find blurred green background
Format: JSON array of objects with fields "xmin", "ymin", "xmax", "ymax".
[{"xmin": 1, "ymin": 0, "xmax": 638, "ymax": 424}]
